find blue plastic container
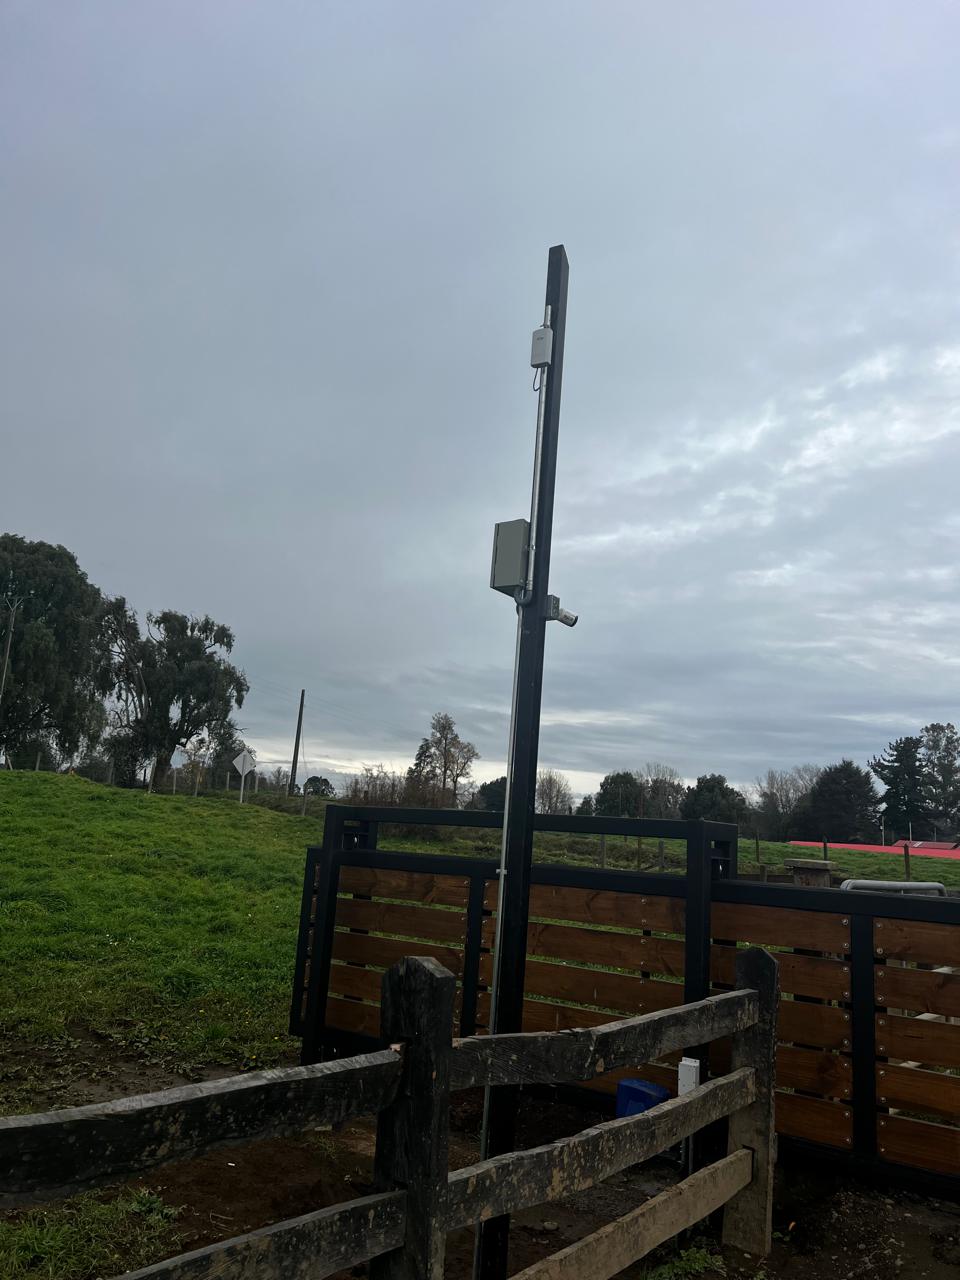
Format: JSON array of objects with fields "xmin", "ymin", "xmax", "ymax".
[{"xmin": 616, "ymin": 1077, "xmax": 671, "ymax": 1118}]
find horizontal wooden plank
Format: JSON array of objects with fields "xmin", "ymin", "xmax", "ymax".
[
  {"xmin": 579, "ymin": 1063, "xmax": 678, "ymax": 1098},
  {"xmin": 639, "ymin": 934, "xmax": 685, "ymax": 976},
  {"xmin": 777, "ymin": 1001, "xmax": 851, "ymax": 1051},
  {"xmin": 515, "ymin": 1000, "xmax": 630, "ymax": 1033},
  {"xmin": 775, "ymin": 1046, "xmax": 851, "ymax": 1100},
  {"xmin": 332, "ymin": 930, "xmax": 464, "ymax": 976},
  {"xmin": 479, "ymin": 935, "xmax": 848, "ymax": 1003},
  {"xmin": 508, "ymin": 1150, "xmax": 753, "ymax": 1280},
  {"xmin": 474, "ymin": 995, "xmax": 684, "ymax": 1036},
  {"xmin": 485, "ymin": 884, "xmax": 684, "ymax": 933},
  {"xmin": 450, "ymin": 991, "xmax": 758, "ymax": 1090},
  {"xmin": 329, "ymin": 963, "xmax": 385, "ymax": 1003},
  {"xmin": 580, "ymin": 1052, "xmax": 855, "ymax": 1106},
  {"xmin": 479, "ymin": 921, "xmax": 673, "ymax": 974},
  {"xmin": 877, "ymin": 1014, "xmax": 960, "ymax": 1070},
  {"xmin": 339, "ymin": 865, "xmax": 470, "ymax": 907},
  {"xmin": 0, "ymin": 1051, "xmax": 401, "ymax": 1207},
  {"xmin": 713, "ymin": 946, "xmax": 850, "ymax": 1002},
  {"xmin": 444, "ymin": 1069, "xmax": 755, "ymax": 1229},
  {"xmin": 874, "ymin": 918, "xmax": 960, "ymax": 967},
  {"xmin": 477, "ymin": 992, "xmax": 849, "ymax": 1051},
  {"xmin": 511, "ymin": 959, "xmax": 683, "ymax": 1017},
  {"xmin": 335, "ymin": 897, "xmax": 467, "ymax": 943},
  {"xmin": 878, "ymin": 1114, "xmax": 960, "ymax": 1176},
  {"xmin": 875, "ymin": 965, "xmax": 960, "ymax": 1018},
  {"xmin": 774, "ymin": 1093, "xmax": 852, "ymax": 1148},
  {"xmin": 124, "ymin": 1190, "xmax": 405, "ymax": 1280},
  {"xmin": 877, "ymin": 1063, "xmax": 960, "ymax": 1119},
  {"xmin": 326, "ymin": 995, "xmax": 382, "ymax": 1038},
  {"xmin": 712, "ymin": 903, "xmax": 849, "ymax": 953}
]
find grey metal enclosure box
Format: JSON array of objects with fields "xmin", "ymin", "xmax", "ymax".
[{"xmin": 490, "ymin": 519, "xmax": 530, "ymax": 595}]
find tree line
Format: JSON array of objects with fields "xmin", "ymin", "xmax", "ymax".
[
  {"xmin": 349, "ymin": 732, "xmax": 960, "ymax": 847},
  {"xmin": 6, "ymin": 534, "xmax": 959, "ymax": 840}
]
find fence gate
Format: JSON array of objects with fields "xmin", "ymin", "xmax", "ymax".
[{"xmin": 292, "ymin": 804, "xmax": 960, "ymax": 1194}]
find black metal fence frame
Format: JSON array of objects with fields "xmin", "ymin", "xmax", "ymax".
[{"xmin": 291, "ymin": 803, "xmax": 960, "ymax": 1198}]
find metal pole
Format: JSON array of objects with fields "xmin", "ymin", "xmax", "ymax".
[
  {"xmin": 239, "ymin": 766, "xmax": 246, "ymax": 805},
  {"xmin": 289, "ymin": 689, "xmax": 305, "ymax": 797},
  {"xmin": 0, "ymin": 598, "xmax": 20, "ymax": 721},
  {"xmin": 475, "ymin": 245, "xmax": 569, "ymax": 1280}
]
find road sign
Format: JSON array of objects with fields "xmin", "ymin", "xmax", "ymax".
[{"xmin": 233, "ymin": 750, "xmax": 255, "ymax": 777}]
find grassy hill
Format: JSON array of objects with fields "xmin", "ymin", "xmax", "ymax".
[{"xmin": 1, "ymin": 772, "xmax": 324, "ymax": 1096}]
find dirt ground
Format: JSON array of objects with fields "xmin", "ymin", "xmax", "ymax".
[{"xmin": 2, "ymin": 1037, "xmax": 958, "ymax": 1279}]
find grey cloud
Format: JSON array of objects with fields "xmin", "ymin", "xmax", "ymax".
[{"xmin": 2, "ymin": 3, "xmax": 960, "ymax": 795}]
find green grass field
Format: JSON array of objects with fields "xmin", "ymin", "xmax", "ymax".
[{"xmin": 0, "ymin": 772, "xmax": 327, "ymax": 1087}]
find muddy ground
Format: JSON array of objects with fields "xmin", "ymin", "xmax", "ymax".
[{"xmin": 2, "ymin": 1037, "xmax": 957, "ymax": 1279}]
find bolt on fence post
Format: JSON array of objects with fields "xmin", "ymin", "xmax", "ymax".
[
  {"xmin": 722, "ymin": 947, "xmax": 779, "ymax": 1256},
  {"xmin": 372, "ymin": 957, "xmax": 455, "ymax": 1280}
]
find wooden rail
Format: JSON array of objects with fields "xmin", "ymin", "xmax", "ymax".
[
  {"xmin": 0, "ymin": 1051, "xmax": 402, "ymax": 1207},
  {"xmin": 450, "ymin": 990, "xmax": 757, "ymax": 1090},
  {"xmin": 3, "ymin": 951, "xmax": 778, "ymax": 1280}
]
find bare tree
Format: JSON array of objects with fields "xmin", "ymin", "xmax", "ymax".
[
  {"xmin": 536, "ymin": 768, "xmax": 574, "ymax": 814},
  {"xmin": 183, "ymin": 735, "xmax": 208, "ymax": 796},
  {"xmin": 636, "ymin": 762, "xmax": 684, "ymax": 819},
  {"xmin": 429, "ymin": 712, "xmax": 458, "ymax": 798},
  {"xmin": 343, "ymin": 763, "xmax": 405, "ymax": 805},
  {"xmin": 450, "ymin": 736, "xmax": 479, "ymax": 804},
  {"xmin": 755, "ymin": 764, "xmax": 822, "ymax": 839},
  {"xmin": 403, "ymin": 712, "xmax": 480, "ymax": 807}
]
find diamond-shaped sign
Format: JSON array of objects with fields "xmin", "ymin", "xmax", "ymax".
[{"xmin": 232, "ymin": 750, "xmax": 255, "ymax": 777}]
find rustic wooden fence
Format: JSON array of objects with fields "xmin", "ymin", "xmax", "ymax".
[
  {"xmin": 1, "ymin": 952, "xmax": 777, "ymax": 1280},
  {"xmin": 292, "ymin": 805, "xmax": 960, "ymax": 1191}
]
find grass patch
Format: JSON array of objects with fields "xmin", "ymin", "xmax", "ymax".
[
  {"xmin": 0, "ymin": 1190, "xmax": 180, "ymax": 1280},
  {"xmin": 0, "ymin": 772, "xmax": 325, "ymax": 1087}
]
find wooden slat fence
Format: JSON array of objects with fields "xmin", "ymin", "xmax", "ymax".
[
  {"xmin": 3, "ymin": 954, "xmax": 778, "ymax": 1280},
  {"xmin": 293, "ymin": 837, "xmax": 960, "ymax": 1188}
]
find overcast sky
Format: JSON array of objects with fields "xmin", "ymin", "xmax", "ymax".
[{"xmin": 3, "ymin": 3, "xmax": 960, "ymax": 795}]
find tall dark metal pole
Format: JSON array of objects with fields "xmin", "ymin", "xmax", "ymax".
[
  {"xmin": 288, "ymin": 688, "xmax": 305, "ymax": 797},
  {"xmin": 475, "ymin": 245, "xmax": 569, "ymax": 1280}
]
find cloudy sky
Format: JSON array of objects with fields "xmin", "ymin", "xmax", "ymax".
[{"xmin": 3, "ymin": 3, "xmax": 960, "ymax": 794}]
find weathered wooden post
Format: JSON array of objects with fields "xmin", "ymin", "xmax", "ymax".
[
  {"xmin": 722, "ymin": 947, "xmax": 778, "ymax": 1257},
  {"xmin": 372, "ymin": 956, "xmax": 455, "ymax": 1280},
  {"xmin": 784, "ymin": 858, "xmax": 835, "ymax": 888}
]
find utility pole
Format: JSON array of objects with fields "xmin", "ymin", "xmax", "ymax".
[
  {"xmin": 288, "ymin": 689, "xmax": 305, "ymax": 797},
  {"xmin": 0, "ymin": 595, "xmax": 24, "ymax": 743},
  {"xmin": 476, "ymin": 246, "xmax": 572, "ymax": 1280}
]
